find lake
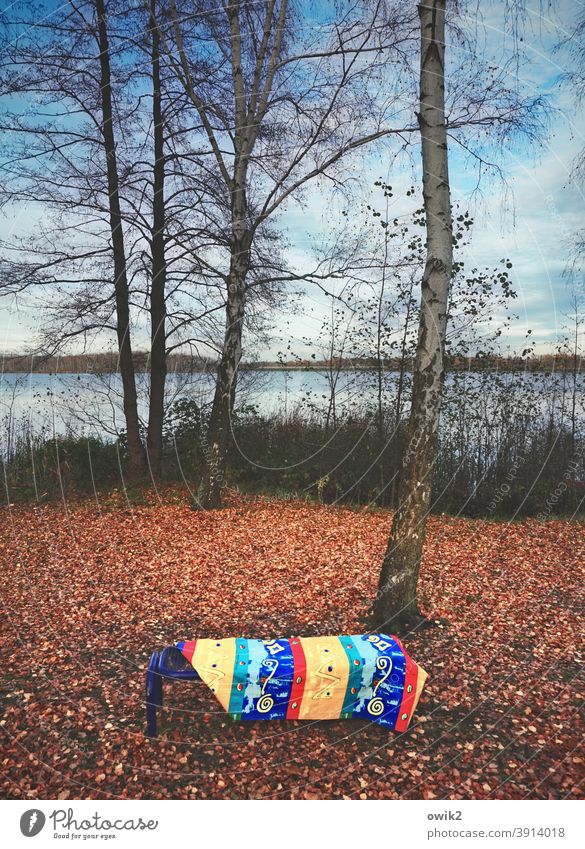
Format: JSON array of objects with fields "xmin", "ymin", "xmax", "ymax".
[{"xmin": 1, "ymin": 369, "xmax": 584, "ymax": 444}]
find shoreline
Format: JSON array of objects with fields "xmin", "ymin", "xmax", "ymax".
[{"xmin": 2, "ymin": 363, "xmax": 583, "ymax": 375}]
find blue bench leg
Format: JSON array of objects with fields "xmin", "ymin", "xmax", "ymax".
[{"xmin": 146, "ymin": 651, "xmax": 162, "ymax": 737}]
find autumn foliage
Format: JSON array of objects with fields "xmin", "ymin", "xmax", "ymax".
[{"xmin": 0, "ymin": 492, "xmax": 582, "ymax": 799}]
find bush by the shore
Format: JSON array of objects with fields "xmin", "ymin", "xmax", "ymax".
[{"xmin": 2, "ymin": 403, "xmax": 583, "ymax": 518}]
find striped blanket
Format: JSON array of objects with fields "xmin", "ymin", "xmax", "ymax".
[{"xmin": 176, "ymin": 633, "xmax": 427, "ymax": 731}]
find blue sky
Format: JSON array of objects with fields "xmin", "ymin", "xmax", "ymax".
[
  {"xmin": 1, "ymin": 0, "xmax": 584, "ymax": 359},
  {"xmin": 272, "ymin": 0, "xmax": 585, "ymax": 360}
]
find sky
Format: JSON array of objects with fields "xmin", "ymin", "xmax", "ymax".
[
  {"xmin": 445, "ymin": 0, "xmax": 585, "ymax": 354},
  {"xmin": 272, "ymin": 0, "xmax": 585, "ymax": 360},
  {"xmin": 1, "ymin": 0, "xmax": 584, "ymax": 360}
]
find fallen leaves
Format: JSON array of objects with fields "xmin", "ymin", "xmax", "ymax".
[{"xmin": 0, "ymin": 491, "xmax": 583, "ymax": 800}]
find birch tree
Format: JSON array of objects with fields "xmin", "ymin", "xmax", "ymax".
[
  {"xmin": 374, "ymin": 0, "xmax": 453, "ymax": 628},
  {"xmin": 163, "ymin": 0, "xmax": 417, "ymax": 508}
]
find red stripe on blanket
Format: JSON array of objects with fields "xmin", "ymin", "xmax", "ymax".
[
  {"xmin": 286, "ymin": 637, "xmax": 307, "ymax": 719},
  {"xmin": 394, "ymin": 649, "xmax": 419, "ymax": 732},
  {"xmin": 180, "ymin": 640, "xmax": 197, "ymax": 666}
]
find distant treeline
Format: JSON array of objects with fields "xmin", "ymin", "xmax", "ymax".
[
  {"xmin": 3, "ymin": 352, "xmax": 214, "ymax": 374},
  {"xmin": 253, "ymin": 353, "xmax": 584, "ymax": 373},
  {"xmin": 3, "ymin": 351, "xmax": 583, "ymax": 374}
]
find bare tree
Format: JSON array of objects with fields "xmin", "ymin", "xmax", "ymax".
[
  {"xmin": 374, "ymin": 0, "xmax": 453, "ymax": 628},
  {"xmin": 0, "ymin": 0, "xmax": 151, "ymax": 472},
  {"xmin": 0, "ymin": 0, "xmax": 547, "ymax": 504},
  {"xmin": 0, "ymin": 0, "xmax": 224, "ymax": 477},
  {"xmin": 162, "ymin": 0, "xmax": 419, "ymax": 507},
  {"xmin": 146, "ymin": 0, "xmax": 168, "ymax": 478},
  {"xmin": 94, "ymin": 0, "xmax": 146, "ymax": 474}
]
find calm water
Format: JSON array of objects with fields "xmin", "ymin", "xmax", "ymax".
[{"xmin": 1, "ymin": 369, "xmax": 584, "ymax": 442}]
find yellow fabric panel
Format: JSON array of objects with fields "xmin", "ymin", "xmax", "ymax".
[
  {"xmin": 298, "ymin": 636, "xmax": 349, "ymax": 720},
  {"xmin": 413, "ymin": 666, "xmax": 428, "ymax": 718},
  {"xmin": 191, "ymin": 638, "xmax": 236, "ymax": 712}
]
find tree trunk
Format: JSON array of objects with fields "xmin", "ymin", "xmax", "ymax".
[
  {"xmin": 146, "ymin": 0, "xmax": 167, "ymax": 480},
  {"xmin": 377, "ymin": 205, "xmax": 390, "ymax": 495},
  {"xmin": 197, "ymin": 0, "xmax": 252, "ymax": 510},
  {"xmin": 373, "ymin": 0, "xmax": 453, "ymax": 630},
  {"xmin": 95, "ymin": 0, "xmax": 145, "ymax": 476},
  {"xmin": 391, "ymin": 276, "xmax": 415, "ymax": 506},
  {"xmin": 199, "ymin": 151, "xmax": 250, "ymax": 509},
  {"xmin": 198, "ymin": 235, "xmax": 249, "ymax": 509}
]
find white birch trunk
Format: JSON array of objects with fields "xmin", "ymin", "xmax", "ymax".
[{"xmin": 374, "ymin": 0, "xmax": 453, "ymax": 629}]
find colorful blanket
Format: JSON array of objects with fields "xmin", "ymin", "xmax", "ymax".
[{"xmin": 176, "ymin": 633, "xmax": 427, "ymax": 731}]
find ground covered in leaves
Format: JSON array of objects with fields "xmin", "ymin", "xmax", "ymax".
[{"xmin": 1, "ymin": 491, "xmax": 583, "ymax": 799}]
